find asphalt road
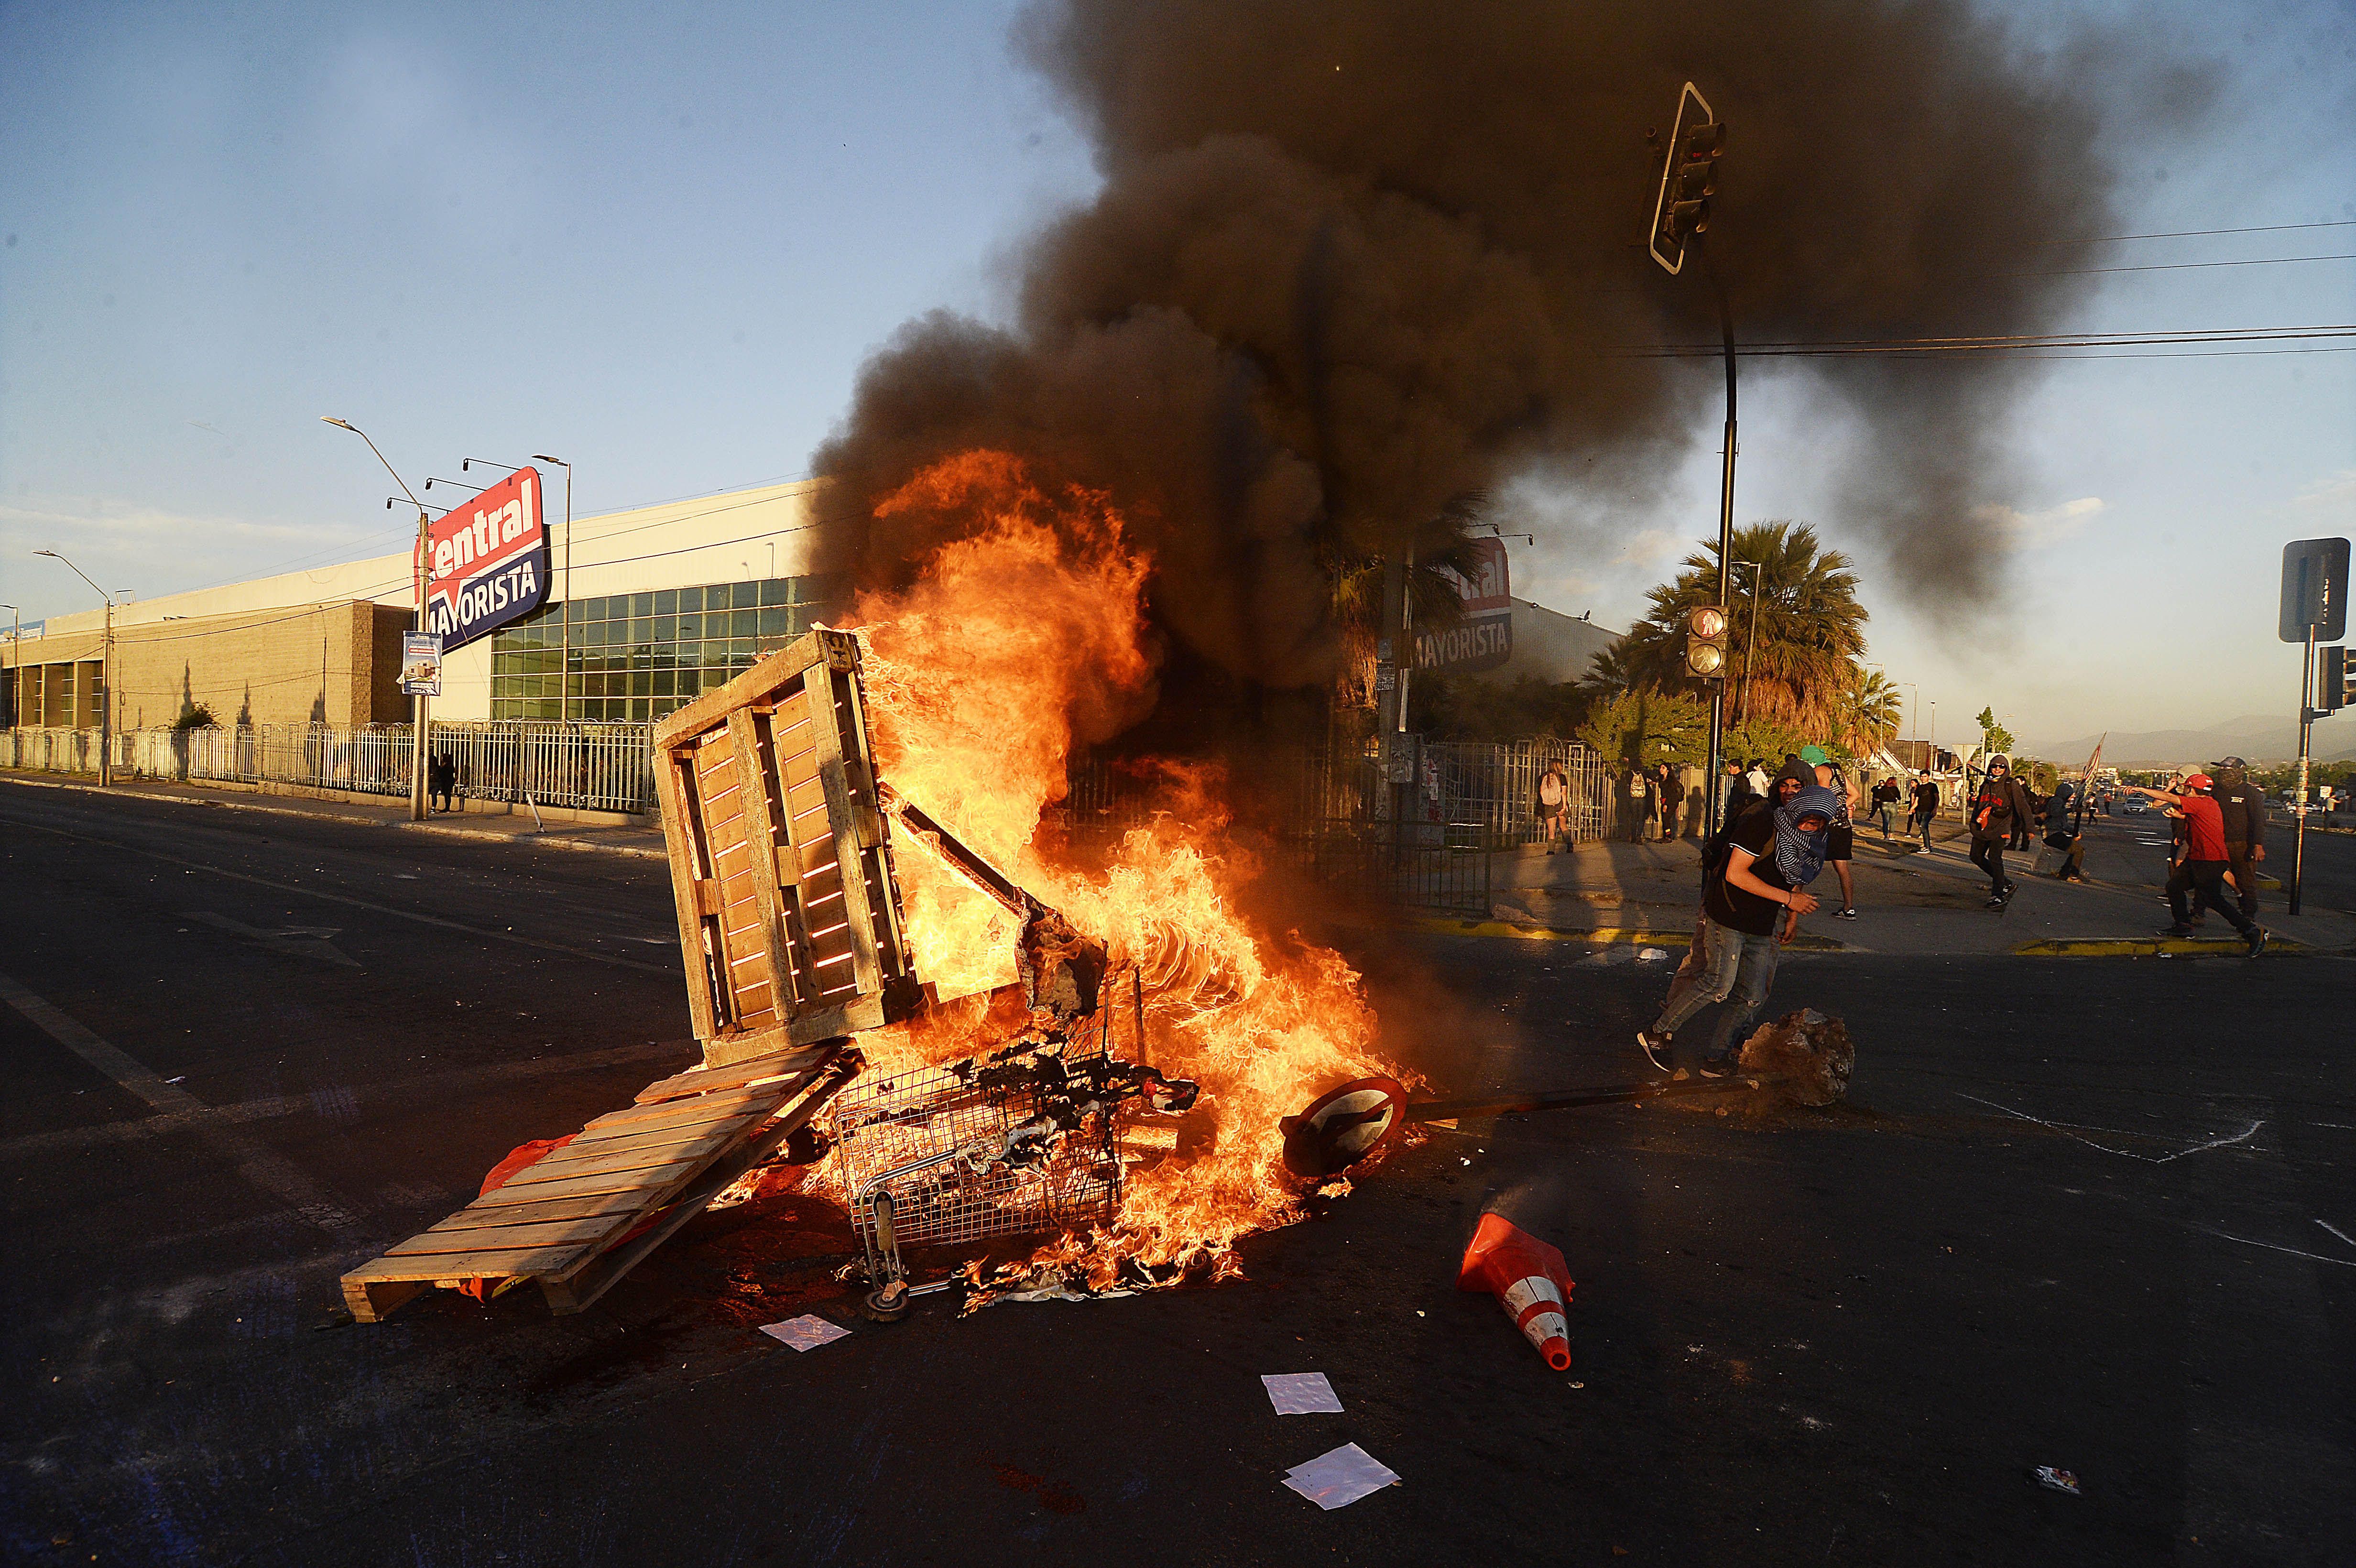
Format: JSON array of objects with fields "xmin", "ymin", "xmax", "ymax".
[{"xmin": 3, "ymin": 779, "xmax": 2351, "ymax": 1566}]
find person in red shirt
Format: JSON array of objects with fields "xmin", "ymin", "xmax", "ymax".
[{"xmin": 2118, "ymin": 773, "xmax": 2265, "ymax": 955}]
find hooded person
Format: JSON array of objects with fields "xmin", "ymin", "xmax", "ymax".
[
  {"xmin": 1967, "ymin": 755, "xmax": 2036, "ymax": 907},
  {"xmin": 1639, "ymin": 775, "xmax": 1840, "ymax": 1077}
]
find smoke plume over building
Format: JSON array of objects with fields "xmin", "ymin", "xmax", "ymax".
[{"xmin": 816, "ymin": 0, "xmax": 2207, "ymax": 707}]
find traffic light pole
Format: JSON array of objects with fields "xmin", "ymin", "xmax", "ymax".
[
  {"xmin": 1702, "ymin": 245, "xmax": 1737, "ymax": 838},
  {"xmin": 2291, "ymin": 626, "xmax": 2314, "ymax": 916}
]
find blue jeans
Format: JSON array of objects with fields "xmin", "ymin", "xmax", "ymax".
[{"xmin": 1652, "ymin": 915, "xmax": 1781, "ymax": 1061}]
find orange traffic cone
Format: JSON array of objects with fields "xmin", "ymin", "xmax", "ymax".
[{"xmin": 1457, "ymin": 1213, "xmax": 1574, "ymax": 1371}]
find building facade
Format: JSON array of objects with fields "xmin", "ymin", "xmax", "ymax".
[{"xmin": 4, "ymin": 478, "xmax": 852, "ymax": 730}]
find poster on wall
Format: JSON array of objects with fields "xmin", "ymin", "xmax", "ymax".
[
  {"xmin": 1414, "ymin": 536, "xmax": 1514, "ymax": 674},
  {"xmin": 422, "ymin": 466, "xmax": 548, "ymax": 652}
]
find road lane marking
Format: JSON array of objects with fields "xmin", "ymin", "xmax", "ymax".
[
  {"xmin": 185, "ymin": 911, "xmax": 363, "ymax": 968},
  {"xmin": 3, "ymin": 814, "xmax": 679, "ymax": 976},
  {"xmin": 1955, "ymin": 1090, "xmax": 2263, "ymax": 1164},
  {"xmin": 0, "ymin": 970, "xmax": 363, "ymax": 1236}
]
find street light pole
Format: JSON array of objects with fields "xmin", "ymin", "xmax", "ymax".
[
  {"xmin": 33, "ymin": 551, "xmax": 111, "ymax": 785},
  {"xmin": 1730, "ymin": 558, "xmax": 1763, "ymax": 727},
  {"xmin": 323, "ymin": 417, "xmax": 432, "ymax": 821},
  {"xmin": 532, "ymin": 456, "xmax": 573, "ymax": 724}
]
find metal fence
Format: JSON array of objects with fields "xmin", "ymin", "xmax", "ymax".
[
  {"xmin": 4, "ymin": 722, "xmax": 657, "ymax": 816},
  {"xmin": 1289, "ymin": 817, "xmax": 1494, "ymax": 917},
  {"xmin": 1418, "ymin": 739, "xmax": 1612, "ymax": 846}
]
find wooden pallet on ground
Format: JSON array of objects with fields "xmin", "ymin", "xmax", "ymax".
[{"xmin": 340, "ymin": 1044, "xmax": 857, "ymax": 1323}]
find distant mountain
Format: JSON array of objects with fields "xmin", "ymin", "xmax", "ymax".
[{"xmin": 2025, "ymin": 714, "xmax": 2356, "ymax": 768}]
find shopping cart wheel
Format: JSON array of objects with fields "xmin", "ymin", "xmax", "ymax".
[{"xmin": 860, "ymin": 1283, "xmax": 910, "ymax": 1323}]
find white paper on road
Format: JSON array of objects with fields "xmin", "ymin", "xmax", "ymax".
[
  {"xmin": 1261, "ymin": 1372, "xmax": 1344, "ymax": 1414},
  {"xmin": 760, "ymin": 1314, "xmax": 851, "ymax": 1351},
  {"xmin": 1283, "ymin": 1443, "xmax": 1399, "ymax": 1509}
]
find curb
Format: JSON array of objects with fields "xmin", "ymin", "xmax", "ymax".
[
  {"xmin": 2011, "ymin": 936, "xmax": 2309, "ymax": 958},
  {"xmin": 1, "ymin": 772, "xmax": 666, "ymax": 861},
  {"xmin": 1402, "ymin": 915, "xmax": 1845, "ymax": 952}
]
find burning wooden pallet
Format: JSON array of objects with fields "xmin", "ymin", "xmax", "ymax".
[
  {"xmin": 341, "ymin": 1044, "xmax": 858, "ymax": 1322},
  {"xmin": 341, "ymin": 630, "xmax": 912, "ymax": 1321}
]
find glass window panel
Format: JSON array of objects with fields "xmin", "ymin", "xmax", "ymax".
[
  {"xmin": 629, "ymin": 643, "xmax": 652, "ymax": 671},
  {"xmin": 627, "ymin": 697, "xmax": 651, "ymax": 721},
  {"xmin": 492, "ymin": 651, "xmax": 518, "ymax": 674},
  {"xmin": 760, "ymin": 578, "xmax": 789, "ymax": 607},
  {"xmin": 628, "ymin": 617, "xmax": 652, "ymax": 643},
  {"xmin": 653, "ymin": 670, "xmax": 676, "ymax": 697},
  {"xmin": 622, "ymin": 592, "xmax": 645, "ymax": 618},
  {"xmin": 675, "ymin": 611, "xmax": 700, "ymax": 640},
  {"xmin": 677, "ymin": 585, "xmax": 704, "ymax": 612},
  {"xmin": 653, "ymin": 614, "xmax": 676, "ymax": 643},
  {"xmin": 654, "ymin": 588, "xmax": 677, "ymax": 616},
  {"xmin": 566, "ymin": 675, "xmax": 585, "ymax": 697},
  {"xmin": 724, "ymin": 582, "xmax": 751, "ymax": 610},
  {"xmin": 757, "ymin": 606, "xmax": 791, "ymax": 637},
  {"xmin": 722, "ymin": 608, "xmax": 749, "ymax": 637}
]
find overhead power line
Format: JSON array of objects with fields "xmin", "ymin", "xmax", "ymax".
[
  {"xmin": 2028, "ymin": 218, "xmax": 2356, "ymax": 246},
  {"xmin": 2012, "ymin": 252, "xmax": 2356, "ymax": 278},
  {"xmin": 1620, "ymin": 323, "xmax": 2356, "ymax": 359}
]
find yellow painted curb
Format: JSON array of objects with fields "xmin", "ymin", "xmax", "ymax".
[{"xmin": 2012, "ymin": 936, "xmax": 2304, "ymax": 958}]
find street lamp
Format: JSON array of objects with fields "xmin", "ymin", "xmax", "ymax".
[
  {"xmin": 33, "ymin": 549, "xmax": 112, "ymax": 785},
  {"xmin": 1, "ymin": 603, "xmax": 17, "ymax": 729},
  {"xmin": 529, "ymin": 456, "xmax": 573, "ymax": 724},
  {"xmin": 322, "ymin": 416, "xmax": 432, "ymax": 821}
]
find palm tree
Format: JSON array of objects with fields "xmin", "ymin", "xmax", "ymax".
[
  {"xmin": 1614, "ymin": 521, "xmax": 1868, "ymax": 742},
  {"xmin": 1833, "ymin": 666, "xmax": 1904, "ymax": 756}
]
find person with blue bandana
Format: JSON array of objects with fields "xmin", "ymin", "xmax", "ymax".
[{"xmin": 1638, "ymin": 759, "xmax": 1838, "ymax": 1078}]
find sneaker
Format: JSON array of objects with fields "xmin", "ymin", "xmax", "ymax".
[
  {"xmin": 1636, "ymin": 1028, "xmax": 1675, "ymax": 1074},
  {"xmin": 1986, "ymin": 895, "xmax": 2008, "ymax": 909},
  {"xmin": 2245, "ymin": 928, "xmax": 2267, "ymax": 959},
  {"xmin": 1697, "ymin": 1053, "xmax": 1739, "ymax": 1078},
  {"xmin": 1833, "ymin": 906, "xmax": 1858, "ymax": 919}
]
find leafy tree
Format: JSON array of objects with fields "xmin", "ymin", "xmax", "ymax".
[
  {"xmin": 1577, "ymin": 686, "xmax": 1710, "ymax": 768},
  {"xmin": 1612, "ymin": 521, "xmax": 1868, "ymax": 739},
  {"xmin": 1974, "ymin": 707, "xmax": 2016, "ymax": 757}
]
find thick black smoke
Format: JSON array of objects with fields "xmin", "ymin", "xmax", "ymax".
[{"xmin": 815, "ymin": 0, "xmax": 2207, "ymax": 692}]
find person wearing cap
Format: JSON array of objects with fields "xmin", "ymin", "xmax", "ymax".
[
  {"xmin": 2118, "ymin": 773, "xmax": 2266, "ymax": 955},
  {"xmin": 2210, "ymin": 757, "xmax": 2268, "ymax": 918},
  {"xmin": 1801, "ymin": 744, "xmax": 1861, "ymax": 918},
  {"xmin": 1638, "ymin": 761, "xmax": 1837, "ymax": 1078},
  {"xmin": 1967, "ymin": 755, "xmax": 2036, "ymax": 907}
]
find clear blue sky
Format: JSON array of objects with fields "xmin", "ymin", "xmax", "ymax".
[{"xmin": 3, "ymin": 0, "xmax": 2351, "ymax": 750}]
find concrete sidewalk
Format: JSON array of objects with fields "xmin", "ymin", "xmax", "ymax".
[
  {"xmin": 0, "ymin": 770, "xmax": 668, "ymax": 860},
  {"xmin": 1464, "ymin": 823, "xmax": 2356, "ymax": 958}
]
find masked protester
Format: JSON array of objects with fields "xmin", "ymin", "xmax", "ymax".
[
  {"xmin": 1640, "ymin": 761, "xmax": 1835, "ymax": 1078},
  {"xmin": 1968, "ymin": 755, "xmax": 2036, "ymax": 908},
  {"xmin": 2119, "ymin": 773, "xmax": 2266, "ymax": 956},
  {"xmin": 2210, "ymin": 757, "xmax": 2267, "ymax": 918}
]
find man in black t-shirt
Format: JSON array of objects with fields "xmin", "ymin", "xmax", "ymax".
[{"xmin": 1637, "ymin": 774, "xmax": 1839, "ymax": 1077}]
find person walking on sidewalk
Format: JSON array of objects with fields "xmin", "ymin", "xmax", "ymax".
[
  {"xmin": 1868, "ymin": 775, "xmax": 1901, "ymax": 839},
  {"xmin": 2042, "ymin": 778, "xmax": 2088, "ymax": 882},
  {"xmin": 1621, "ymin": 761, "xmax": 1652, "ymax": 844},
  {"xmin": 1910, "ymin": 772, "xmax": 1940, "ymax": 848},
  {"xmin": 1537, "ymin": 764, "xmax": 1568, "ymax": 853},
  {"xmin": 1654, "ymin": 764, "xmax": 1682, "ymax": 843},
  {"xmin": 2211, "ymin": 756, "xmax": 2267, "ymax": 918},
  {"xmin": 1967, "ymin": 755, "xmax": 2035, "ymax": 907},
  {"xmin": 2119, "ymin": 773, "xmax": 2266, "ymax": 956},
  {"xmin": 1636, "ymin": 773, "xmax": 1839, "ymax": 1078},
  {"xmin": 428, "ymin": 752, "xmax": 458, "ymax": 814}
]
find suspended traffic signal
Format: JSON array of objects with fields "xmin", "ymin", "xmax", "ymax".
[
  {"xmin": 1685, "ymin": 603, "xmax": 1730, "ymax": 679},
  {"xmin": 1649, "ymin": 83, "xmax": 1724, "ymax": 275}
]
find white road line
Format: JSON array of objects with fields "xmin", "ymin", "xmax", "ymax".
[
  {"xmin": 1955, "ymin": 1091, "xmax": 2263, "ymax": 1164},
  {"xmin": 0, "ymin": 969, "xmax": 362, "ymax": 1236}
]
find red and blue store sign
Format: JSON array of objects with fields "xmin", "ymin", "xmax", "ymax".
[{"xmin": 422, "ymin": 467, "xmax": 549, "ymax": 652}]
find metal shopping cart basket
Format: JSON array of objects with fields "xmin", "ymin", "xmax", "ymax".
[{"xmin": 829, "ymin": 969, "xmax": 1193, "ymax": 1319}]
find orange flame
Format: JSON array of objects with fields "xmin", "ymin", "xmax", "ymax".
[{"xmin": 844, "ymin": 449, "xmax": 1393, "ymax": 1286}]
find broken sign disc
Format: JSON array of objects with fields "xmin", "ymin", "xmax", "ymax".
[{"xmin": 1280, "ymin": 1077, "xmax": 1406, "ymax": 1179}]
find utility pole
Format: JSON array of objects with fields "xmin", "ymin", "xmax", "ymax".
[
  {"xmin": 325, "ymin": 417, "xmax": 433, "ymax": 821},
  {"xmin": 532, "ymin": 457, "xmax": 573, "ymax": 724},
  {"xmin": 33, "ymin": 552, "xmax": 111, "ymax": 784},
  {"xmin": 1647, "ymin": 82, "xmax": 1734, "ymax": 833}
]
